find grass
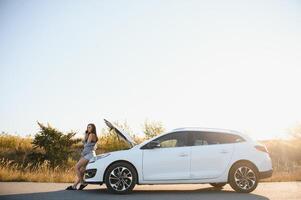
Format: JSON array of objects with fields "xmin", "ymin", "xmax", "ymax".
[
  {"xmin": 1, "ymin": 132, "xmax": 301, "ymax": 183},
  {"xmin": 0, "ymin": 159, "xmax": 75, "ymax": 183},
  {"xmin": 263, "ymin": 162, "xmax": 301, "ymax": 182},
  {"xmin": 264, "ymin": 169, "xmax": 301, "ymax": 182}
]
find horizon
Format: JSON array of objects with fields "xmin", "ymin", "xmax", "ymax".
[
  {"xmin": 0, "ymin": 119, "xmax": 296, "ymax": 141},
  {"xmin": 0, "ymin": 0, "xmax": 300, "ymax": 141}
]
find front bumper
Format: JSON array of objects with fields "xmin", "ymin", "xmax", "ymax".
[
  {"xmin": 84, "ymin": 181, "xmax": 103, "ymax": 185},
  {"xmin": 84, "ymin": 168, "xmax": 103, "ymax": 185},
  {"xmin": 84, "ymin": 160, "xmax": 107, "ymax": 183},
  {"xmin": 259, "ymin": 169, "xmax": 273, "ymax": 179},
  {"xmin": 84, "ymin": 169, "xmax": 97, "ymax": 179}
]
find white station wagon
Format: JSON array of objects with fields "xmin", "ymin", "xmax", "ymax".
[{"xmin": 84, "ymin": 119, "xmax": 273, "ymax": 194}]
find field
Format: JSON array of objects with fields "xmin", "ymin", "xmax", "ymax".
[{"xmin": 0, "ymin": 131, "xmax": 301, "ymax": 183}]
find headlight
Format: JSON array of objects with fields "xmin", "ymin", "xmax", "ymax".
[
  {"xmin": 88, "ymin": 153, "xmax": 110, "ymax": 163},
  {"xmin": 96, "ymin": 153, "xmax": 111, "ymax": 160}
]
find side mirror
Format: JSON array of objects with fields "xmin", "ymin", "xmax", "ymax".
[{"xmin": 148, "ymin": 141, "xmax": 161, "ymax": 149}]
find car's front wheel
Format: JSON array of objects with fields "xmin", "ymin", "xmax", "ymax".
[
  {"xmin": 104, "ymin": 162, "xmax": 137, "ymax": 194},
  {"xmin": 229, "ymin": 162, "xmax": 259, "ymax": 193}
]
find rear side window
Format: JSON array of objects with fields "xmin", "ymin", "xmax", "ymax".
[{"xmin": 188, "ymin": 131, "xmax": 245, "ymax": 146}]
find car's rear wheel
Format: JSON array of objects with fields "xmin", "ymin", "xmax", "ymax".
[
  {"xmin": 210, "ymin": 183, "xmax": 227, "ymax": 188},
  {"xmin": 105, "ymin": 162, "xmax": 137, "ymax": 194},
  {"xmin": 229, "ymin": 162, "xmax": 259, "ymax": 193}
]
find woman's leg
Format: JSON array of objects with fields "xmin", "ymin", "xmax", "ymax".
[
  {"xmin": 73, "ymin": 157, "xmax": 89, "ymax": 188},
  {"xmin": 79, "ymin": 165, "xmax": 88, "ymax": 184}
]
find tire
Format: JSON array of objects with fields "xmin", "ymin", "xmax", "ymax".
[
  {"xmin": 229, "ymin": 161, "xmax": 259, "ymax": 193},
  {"xmin": 105, "ymin": 162, "xmax": 137, "ymax": 194},
  {"xmin": 210, "ymin": 183, "xmax": 227, "ymax": 188}
]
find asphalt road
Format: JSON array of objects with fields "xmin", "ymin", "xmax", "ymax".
[{"xmin": 0, "ymin": 182, "xmax": 300, "ymax": 200}]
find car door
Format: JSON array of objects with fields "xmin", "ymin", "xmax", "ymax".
[
  {"xmin": 189, "ymin": 131, "xmax": 235, "ymax": 179},
  {"xmin": 142, "ymin": 131, "xmax": 191, "ymax": 181}
]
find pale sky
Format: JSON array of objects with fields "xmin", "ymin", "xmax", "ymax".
[{"xmin": 0, "ymin": 0, "xmax": 300, "ymax": 140}]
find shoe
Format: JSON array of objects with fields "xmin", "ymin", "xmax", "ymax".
[
  {"xmin": 66, "ymin": 185, "xmax": 77, "ymax": 190},
  {"xmin": 78, "ymin": 184, "xmax": 88, "ymax": 190}
]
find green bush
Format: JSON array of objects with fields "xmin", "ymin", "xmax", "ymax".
[{"xmin": 29, "ymin": 122, "xmax": 81, "ymax": 167}]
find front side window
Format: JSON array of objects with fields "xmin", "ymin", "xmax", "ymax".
[{"xmin": 154, "ymin": 131, "xmax": 188, "ymax": 148}]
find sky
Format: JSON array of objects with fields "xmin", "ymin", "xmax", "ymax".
[{"xmin": 0, "ymin": 0, "xmax": 300, "ymax": 140}]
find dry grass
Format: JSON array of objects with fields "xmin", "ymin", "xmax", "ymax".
[
  {"xmin": 262, "ymin": 162, "xmax": 301, "ymax": 182},
  {"xmin": 264, "ymin": 169, "xmax": 301, "ymax": 182},
  {"xmin": 0, "ymin": 158, "xmax": 75, "ymax": 183},
  {"xmin": 1, "ymin": 132, "xmax": 301, "ymax": 183},
  {"xmin": 0, "ymin": 133, "xmax": 32, "ymax": 150}
]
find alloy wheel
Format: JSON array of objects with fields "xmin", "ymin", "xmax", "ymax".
[
  {"xmin": 109, "ymin": 166, "xmax": 133, "ymax": 192},
  {"xmin": 234, "ymin": 166, "xmax": 256, "ymax": 190}
]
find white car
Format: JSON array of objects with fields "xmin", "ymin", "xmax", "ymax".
[{"xmin": 84, "ymin": 119, "xmax": 273, "ymax": 194}]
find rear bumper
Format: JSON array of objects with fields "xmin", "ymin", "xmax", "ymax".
[{"xmin": 259, "ymin": 169, "xmax": 273, "ymax": 179}]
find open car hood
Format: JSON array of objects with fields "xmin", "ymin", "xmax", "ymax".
[{"xmin": 104, "ymin": 119, "xmax": 136, "ymax": 147}]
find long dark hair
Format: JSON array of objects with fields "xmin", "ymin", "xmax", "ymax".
[{"xmin": 85, "ymin": 123, "xmax": 98, "ymax": 142}]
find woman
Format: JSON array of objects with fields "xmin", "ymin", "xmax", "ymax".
[{"xmin": 66, "ymin": 123, "xmax": 98, "ymax": 190}]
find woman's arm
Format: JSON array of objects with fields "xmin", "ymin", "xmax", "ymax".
[{"xmin": 87, "ymin": 133, "xmax": 97, "ymax": 143}]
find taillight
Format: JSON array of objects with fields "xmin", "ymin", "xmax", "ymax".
[{"xmin": 255, "ymin": 145, "xmax": 268, "ymax": 153}]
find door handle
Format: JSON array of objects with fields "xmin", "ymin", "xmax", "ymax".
[
  {"xmin": 179, "ymin": 153, "xmax": 189, "ymax": 157},
  {"xmin": 220, "ymin": 150, "xmax": 229, "ymax": 154}
]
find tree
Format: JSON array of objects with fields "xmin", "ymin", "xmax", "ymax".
[
  {"xmin": 142, "ymin": 120, "xmax": 165, "ymax": 139},
  {"xmin": 30, "ymin": 122, "xmax": 81, "ymax": 167}
]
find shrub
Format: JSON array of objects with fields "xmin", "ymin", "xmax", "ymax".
[{"xmin": 29, "ymin": 122, "xmax": 81, "ymax": 167}]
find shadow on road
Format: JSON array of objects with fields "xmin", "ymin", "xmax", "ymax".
[{"xmin": 1, "ymin": 186, "xmax": 269, "ymax": 200}]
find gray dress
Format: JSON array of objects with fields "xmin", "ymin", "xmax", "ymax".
[{"xmin": 81, "ymin": 139, "xmax": 97, "ymax": 161}]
